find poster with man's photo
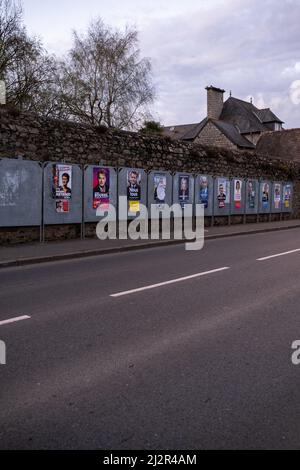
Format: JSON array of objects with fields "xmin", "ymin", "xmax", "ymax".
[
  {"xmin": 199, "ymin": 176, "xmax": 209, "ymax": 208},
  {"xmin": 247, "ymin": 180, "xmax": 256, "ymax": 209},
  {"xmin": 274, "ymin": 183, "xmax": 281, "ymax": 209},
  {"xmin": 127, "ymin": 170, "xmax": 141, "ymax": 213},
  {"xmin": 178, "ymin": 175, "xmax": 190, "ymax": 205},
  {"xmin": 154, "ymin": 173, "xmax": 167, "ymax": 206},
  {"xmin": 262, "ymin": 183, "xmax": 269, "ymax": 209},
  {"xmin": 93, "ymin": 167, "xmax": 110, "ymax": 210},
  {"xmin": 217, "ymin": 178, "xmax": 230, "ymax": 209},
  {"xmin": 234, "ymin": 179, "xmax": 242, "ymax": 209},
  {"xmin": 52, "ymin": 164, "xmax": 72, "ymax": 200}
]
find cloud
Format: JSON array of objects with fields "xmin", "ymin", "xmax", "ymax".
[
  {"xmin": 140, "ymin": 0, "xmax": 300, "ymax": 127},
  {"xmin": 290, "ymin": 80, "xmax": 300, "ymax": 105}
]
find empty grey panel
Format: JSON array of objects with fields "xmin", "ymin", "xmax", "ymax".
[
  {"xmin": 118, "ymin": 167, "xmax": 147, "ymax": 220},
  {"xmin": 43, "ymin": 162, "xmax": 82, "ymax": 225},
  {"xmin": 172, "ymin": 173, "xmax": 195, "ymax": 213},
  {"xmin": 271, "ymin": 181, "xmax": 282, "ymax": 213},
  {"xmin": 84, "ymin": 166, "xmax": 117, "ymax": 222},
  {"xmin": 259, "ymin": 180, "xmax": 271, "ymax": 213},
  {"xmin": 245, "ymin": 179, "xmax": 259, "ymax": 214},
  {"xmin": 230, "ymin": 178, "xmax": 245, "ymax": 215},
  {"xmin": 282, "ymin": 182, "xmax": 293, "ymax": 213},
  {"xmin": 213, "ymin": 176, "xmax": 231, "ymax": 216},
  {"xmin": 194, "ymin": 175, "xmax": 213, "ymax": 216},
  {"xmin": 0, "ymin": 158, "xmax": 42, "ymax": 227},
  {"xmin": 147, "ymin": 170, "xmax": 172, "ymax": 218}
]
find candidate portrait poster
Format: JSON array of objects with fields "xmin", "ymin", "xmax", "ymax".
[
  {"xmin": 93, "ymin": 167, "xmax": 110, "ymax": 210},
  {"xmin": 234, "ymin": 179, "xmax": 242, "ymax": 209},
  {"xmin": 247, "ymin": 180, "xmax": 256, "ymax": 209},
  {"xmin": 283, "ymin": 184, "xmax": 291, "ymax": 209},
  {"xmin": 178, "ymin": 175, "xmax": 190, "ymax": 203},
  {"xmin": 154, "ymin": 173, "xmax": 167, "ymax": 205},
  {"xmin": 217, "ymin": 178, "xmax": 230, "ymax": 209},
  {"xmin": 262, "ymin": 183, "xmax": 269, "ymax": 209},
  {"xmin": 127, "ymin": 170, "xmax": 141, "ymax": 213},
  {"xmin": 52, "ymin": 164, "xmax": 72, "ymax": 200},
  {"xmin": 199, "ymin": 176, "xmax": 209, "ymax": 208},
  {"xmin": 274, "ymin": 183, "xmax": 281, "ymax": 209}
]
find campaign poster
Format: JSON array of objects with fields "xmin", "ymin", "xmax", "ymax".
[
  {"xmin": 154, "ymin": 173, "xmax": 167, "ymax": 206},
  {"xmin": 199, "ymin": 176, "xmax": 209, "ymax": 208},
  {"xmin": 274, "ymin": 183, "xmax": 281, "ymax": 209},
  {"xmin": 283, "ymin": 184, "xmax": 291, "ymax": 209},
  {"xmin": 247, "ymin": 180, "xmax": 256, "ymax": 209},
  {"xmin": 178, "ymin": 175, "xmax": 190, "ymax": 204},
  {"xmin": 234, "ymin": 179, "xmax": 242, "ymax": 209},
  {"xmin": 127, "ymin": 170, "xmax": 141, "ymax": 213},
  {"xmin": 52, "ymin": 164, "xmax": 72, "ymax": 200},
  {"xmin": 93, "ymin": 167, "xmax": 110, "ymax": 210},
  {"xmin": 56, "ymin": 200, "xmax": 69, "ymax": 213},
  {"xmin": 217, "ymin": 178, "xmax": 230, "ymax": 209},
  {"xmin": 262, "ymin": 183, "xmax": 269, "ymax": 209}
]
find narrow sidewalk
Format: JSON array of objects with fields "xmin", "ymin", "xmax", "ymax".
[{"xmin": 1, "ymin": 219, "xmax": 300, "ymax": 268}]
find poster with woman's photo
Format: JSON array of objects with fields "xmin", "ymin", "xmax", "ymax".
[
  {"xmin": 178, "ymin": 175, "xmax": 190, "ymax": 204},
  {"xmin": 262, "ymin": 183, "xmax": 269, "ymax": 209},
  {"xmin": 93, "ymin": 167, "xmax": 110, "ymax": 210},
  {"xmin": 247, "ymin": 180, "xmax": 256, "ymax": 209},
  {"xmin": 154, "ymin": 173, "xmax": 167, "ymax": 206},
  {"xmin": 199, "ymin": 176, "xmax": 209, "ymax": 208},
  {"xmin": 127, "ymin": 170, "xmax": 141, "ymax": 213},
  {"xmin": 52, "ymin": 164, "xmax": 72, "ymax": 200},
  {"xmin": 274, "ymin": 183, "xmax": 281, "ymax": 209},
  {"xmin": 217, "ymin": 178, "xmax": 230, "ymax": 209},
  {"xmin": 234, "ymin": 179, "xmax": 242, "ymax": 209}
]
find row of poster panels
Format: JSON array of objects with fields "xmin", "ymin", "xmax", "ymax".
[{"xmin": 0, "ymin": 158, "xmax": 294, "ymax": 227}]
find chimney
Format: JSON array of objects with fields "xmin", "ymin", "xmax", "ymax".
[{"xmin": 206, "ymin": 85, "xmax": 225, "ymax": 120}]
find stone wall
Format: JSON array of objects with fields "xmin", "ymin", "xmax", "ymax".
[
  {"xmin": 194, "ymin": 120, "xmax": 237, "ymax": 151},
  {"xmin": 0, "ymin": 105, "xmax": 299, "ymax": 244},
  {"xmin": 257, "ymin": 128, "xmax": 300, "ymax": 162}
]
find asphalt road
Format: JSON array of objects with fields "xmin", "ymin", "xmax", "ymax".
[{"xmin": 1, "ymin": 228, "xmax": 300, "ymax": 449}]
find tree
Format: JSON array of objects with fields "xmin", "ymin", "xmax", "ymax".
[
  {"xmin": 139, "ymin": 120, "xmax": 163, "ymax": 135},
  {"xmin": 0, "ymin": 0, "xmax": 61, "ymax": 116},
  {"xmin": 59, "ymin": 19, "xmax": 154, "ymax": 129}
]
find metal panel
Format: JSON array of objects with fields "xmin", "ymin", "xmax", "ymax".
[
  {"xmin": 43, "ymin": 162, "xmax": 82, "ymax": 225},
  {"xmin": 245, "ymin": 179, "xmax": 259, "ymax": 214},
  {"xmin": 84, "ymin": 165, "xmax": 117, "ymax": 222},
  {"xmin": 147, "ymin": 170, "xmax": 172, "ymax": 218},
  {"xmin": 118, "ymin": 167, "xmax": 147, "ymax": 220},
  {"xmin": 194, "ymin": 175, "xmax": 214, "ymax": 216},
  {"xmin": 230, "ymin": 178, "xmax": 245, "ymax": 215},
  {"xmin": 259, "ymin": 180, "xmax": 271, "ymax": 213},
  {"xmin": 282, "ymin": 182, "xmax": 293, "ymax": 213},
  {"xmin": 213, "ymin": 176, "xmax": 231, "ymax": 216},
  {"xmin": 0, "ymin": 157, "xmax": 42, "ymax": 227},
  {"xmin": 271, "ymin": 181, "xmax": 282, "ymax": 213},
  {"xmin": 172, "ymin": 172, "xmax": 195, "ymax": 211}
]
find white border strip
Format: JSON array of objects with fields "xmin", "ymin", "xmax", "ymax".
[
  {"xmin": 111, "ymin": 266, "xmax": 230, "ymax": 297},
  {"xmin": 0, "ymin": 315, "xmax": 31, "ymax": 326},
  {"xmin": 257, "ymin": 248, "xmax": 300, "ymax": 261}
]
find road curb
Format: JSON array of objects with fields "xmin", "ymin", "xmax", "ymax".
[{"xmin": 1, "ymin": 223, "xmax": 300, "ymax": 269}]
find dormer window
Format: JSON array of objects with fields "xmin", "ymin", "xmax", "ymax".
[{"xmin": 274, "ymin": 122, "xmax": 282, "ymax": 131}]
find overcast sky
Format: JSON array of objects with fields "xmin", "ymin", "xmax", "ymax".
[{"xmin": 23, "ymin": 0, "xmax": 300, "ymax": 128}]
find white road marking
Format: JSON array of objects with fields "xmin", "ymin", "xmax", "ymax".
[
  {"xmin": 111, "ymin": 266, "xmax": 230, "ymax": 297},
  {"xmin": 0, "ymin": 315, "xmax": 31, "ymax": 326},
  {"xmin": 257, "ymin": 248, "xmax": 300, "ymax": 261}
]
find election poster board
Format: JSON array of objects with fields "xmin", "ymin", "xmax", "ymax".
[
  {"xmin": 147, "ymin": 171, "xmax": 172, "ymax": 218},
  {"xmin": 84, "ymin": 166, "xmax": 117, "ymax": 222},
  {"xmin": 245, "ymin": 179, "xmax": 259, "ymax": 214},
  {"xmin": 282, "ymin": 182, "xmax": 293, "ymax": 213},
  {"xmin": 118, "ymin": 167, "xmax": 147, "ymax": 220},
  {"xmin": 259, "ymin": 181, "xmax": 271, "ymax": 213},
  {"xmin": 271, "ymin": 182, "xmax": 282, "ymax": 213},
  {"xmin": 231, "ymin": 178, "xmax": 245, "ymax": 215},
  {"xmin": 214, "ymin": 177, "xmax": 231, "ymax": 215},
  {"xmin": 52, "ymin": 164, "xmax": 72, "ymax": 213},
  {"xmin": 194, "ymin": 175, "xmax": 213, "ymax": 216},
  {"xmin": 172, "ymin": 173, "xmax": 195, "ymax": 212}
]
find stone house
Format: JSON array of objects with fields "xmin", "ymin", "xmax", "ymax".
[{"xmin": 163, "ymin": 86, "xmax": 284, "ymax": 151}]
